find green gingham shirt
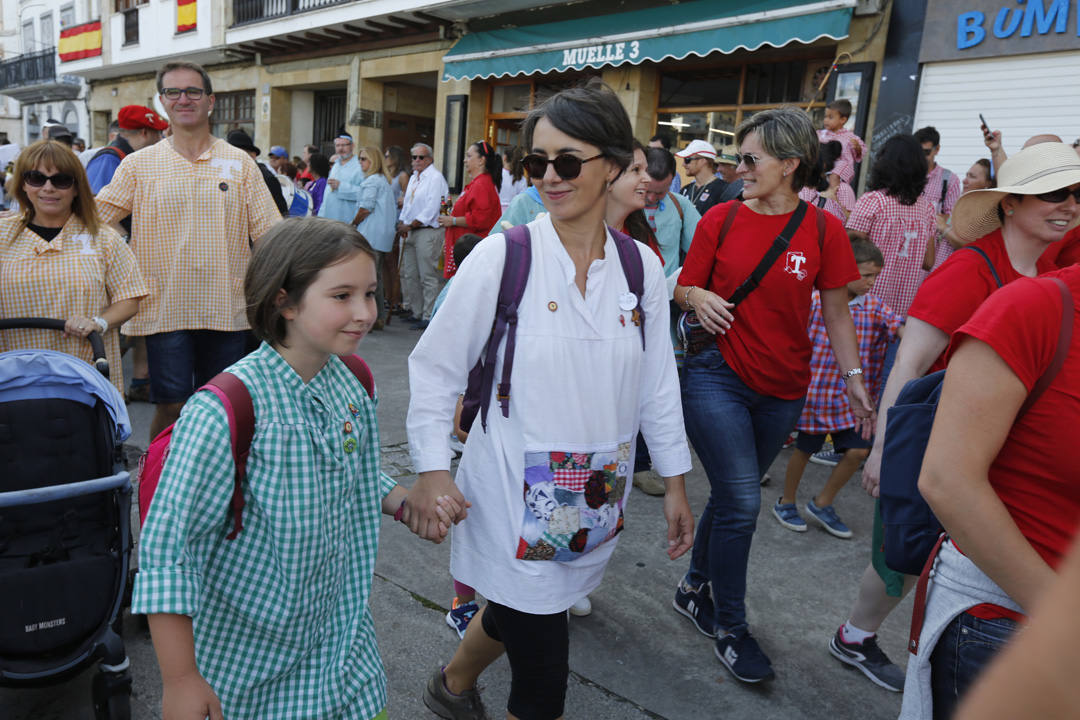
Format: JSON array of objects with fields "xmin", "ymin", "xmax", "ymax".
[{"xmin": 132, "ymin": 343, "xmax": 395, "ymax": 719}]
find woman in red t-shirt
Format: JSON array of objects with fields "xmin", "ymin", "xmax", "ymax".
[
  {"xmin": 671, "ymin": 107, "xmax": 872, "ymax": 683},
  {"xmin": 841, "ymin": 142, "xmax": 1080, "ymax": 708},
  {"xmin": 910, "ymin": 263, "xmax": 1080, "ymax": 717},
  {"xmin": 437, "ymin": 141, "xmax": 502, "ymax": 278}
]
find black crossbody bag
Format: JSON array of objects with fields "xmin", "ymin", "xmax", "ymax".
[{"xmin": 680, "ymin": 200, "xmax": 819, "ymax": 356}]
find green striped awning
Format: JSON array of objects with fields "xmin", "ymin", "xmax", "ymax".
[{"xmin": 443, "ymin": 0, "xmax": 856, "ymax": 81}]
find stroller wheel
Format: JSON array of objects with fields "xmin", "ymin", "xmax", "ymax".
[{"xmin": 92, "ymin": 669, "xmax": 132, "ymax": 720}]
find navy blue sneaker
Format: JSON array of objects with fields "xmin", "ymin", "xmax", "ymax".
[
  {"xmin": 715, "ymin": 626, "xmax": 775, "ymax": 683},
  {"xmin": 809, "ymin": 450, "xmax": 843, "ymax": 467},
  {"xmin": 673, "ymin": 579, "xmax": 717, "ymax": 638},
  {"xmin": 445, "ymin": 597, "xmax": 479, "ymax": 640},
  {"xmin": 806, "ymin": 498, "xmax": 853, "ymax": 539}
]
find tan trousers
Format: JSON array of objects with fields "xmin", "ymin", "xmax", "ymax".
[{"xmin": 399, "ymin": 225, "xmax": 445, "ymax": 321}]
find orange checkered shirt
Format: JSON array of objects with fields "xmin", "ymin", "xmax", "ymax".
[
  {"xmin": 96, "ymin": 137, "xmax": 281, "ymax": 336},
  {"xmin": 0, "ymin": 216, "xmax": 149, "ymax": 394}
]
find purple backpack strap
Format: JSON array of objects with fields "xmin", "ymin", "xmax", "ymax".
[
  {"xmin": 609, "ymin": 227, "xmax": 646, "ymax": 351},
  {"xmin": 461, "ymin": 224, "xmax": 532, "ymax": 433}
]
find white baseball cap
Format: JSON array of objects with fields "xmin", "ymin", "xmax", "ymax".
[{"xmin": 675, "ymin": 139, "xmax": 718, "ymax": 160}]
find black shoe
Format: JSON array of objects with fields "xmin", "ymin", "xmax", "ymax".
[
  {"xmin": 672, "ymin": 579, "xmax": 717, "ymax": 638},
  {"xmin": 828, "ymin": 626, "xmax": 905, "ymax": 692},
  {"xmin": 715, "ymin": 626, "xmax": 775, "ymax": 683}
]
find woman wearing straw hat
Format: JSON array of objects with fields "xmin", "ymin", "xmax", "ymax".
[
  {"xmin": 830, "ymin": 142, "xmax": 1080, "ymax": 704},
  {"xmin": 899, "ymin": 149, "xmax": 1080, "ymax": 717}
]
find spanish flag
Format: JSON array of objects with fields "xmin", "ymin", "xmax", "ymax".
[
  {"xmin": 177, "ymin": 0, "xmax": 197, "ymax": 33},
  {"xmin": 58, "ymin": 21, "xmax": 102, "ymax": 62}
]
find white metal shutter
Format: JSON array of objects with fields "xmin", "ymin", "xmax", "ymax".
[{"xmin": 913, "ymin": 51, "xmax": 1080, "ymax": 176}]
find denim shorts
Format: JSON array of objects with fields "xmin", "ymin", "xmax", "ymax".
[{"xmin": 145, "ymin": 330, "xmax": 250, "ymax": 404}]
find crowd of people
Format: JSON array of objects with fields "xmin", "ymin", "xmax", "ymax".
[{"xmin": 1, "ymin": 56, "xmax": 1079, "ymax": 720}]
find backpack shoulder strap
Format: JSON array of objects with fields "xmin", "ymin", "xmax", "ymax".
[
  {"xmin": 201, "ymin": 372, "xmax": 255, "ymax": 541},
  {"xmin": 339, "ymin": 354, "xmax": 375, "ymax": 399},
  {"xmin": 963, "ymin": 245, "xmax": 1004, "ymax": 288},
  {"xmin": 468, "ymin": 224, "xmax": 531, "ymax": 431},
  {"xmin": 728, "ymin": 200, "xmax": 809, "ymax": 307},
  {"xmin": 1018, "ymin": 277, "xmax": 1073, "ymax": 416},
  {"xmin": 610, "ymin": 227, "xmax": 647, "ymax": 351},
  {"xmin": 667, "ymin": 192, "xmax": 685, "ymax": 222},
  {"xmin": 815, "ymin": 202, "xmax": 826, "ymax": 251}
]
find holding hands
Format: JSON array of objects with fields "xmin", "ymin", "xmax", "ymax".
[{"xmin": 400, "ymin": 470, "xmax": 470, "ymax": 542}]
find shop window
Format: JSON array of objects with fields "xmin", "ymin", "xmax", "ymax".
[
  {"xmin": 490, "ymin": 83, "xmax": 531, "ymax": 115},
  {"xmin": 655, "ymin": 58, "xmax": 830, "ymax": 152},
  {"xmin": 211, "ymin": 91, "xmax": 255, "ymax": 140},
  {"xmin": 659, "ymin": 67, "xmax": 740, "ymax": 107}
]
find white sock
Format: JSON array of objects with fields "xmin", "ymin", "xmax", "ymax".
[{"xmin": 841, "ymin": 621, "xmax": 875, "ymax": 644}]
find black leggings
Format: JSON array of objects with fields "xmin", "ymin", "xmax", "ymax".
[{"xmin": 481, "ymin": 600, "xmax": 570, "ymax": 720}]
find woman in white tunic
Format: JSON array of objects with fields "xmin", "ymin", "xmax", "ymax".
[{"xmin": 406, "ymin": 80, "xmax": 694, "ymax": 720}]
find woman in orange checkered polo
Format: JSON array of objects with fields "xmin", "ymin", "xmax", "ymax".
[{"xmin": 0, "ymin": 140, "xmax": 147, "ymax": 394}]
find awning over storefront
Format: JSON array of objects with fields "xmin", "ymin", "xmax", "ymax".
[{"xmin": 443, "ymin": 0, "xmax": 856, "ymax": 81}]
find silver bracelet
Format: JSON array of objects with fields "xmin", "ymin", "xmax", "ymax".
[
  {"xmin": 684, "ymin": 286, "xmax": 697, "ymax": 310},
  {"xmin": 92, "ymin": 316, "xmax": 108, "ymax": 333},
  {"xmin": 842, "ymin": 367, "xmax": 863, "ymax": 380}
]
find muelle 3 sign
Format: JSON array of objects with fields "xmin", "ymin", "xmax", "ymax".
[{"xmin": 561, "ymin": 41, "xmax": 641, "ymax": 70}]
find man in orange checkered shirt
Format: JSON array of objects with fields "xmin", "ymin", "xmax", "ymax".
[{"xmin": 97, "ymin": 61, "xmax": 281, "ymax": 440}]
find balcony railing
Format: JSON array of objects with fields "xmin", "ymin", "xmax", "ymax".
[
  {"xmin": 232, "ymin": 0, "xmax": 353, "ymax": 27},
  {"xmin": 0, "ymin": 48, "xmax": 56, "ymax": 90}
]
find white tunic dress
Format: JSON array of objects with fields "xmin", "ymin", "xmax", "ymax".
[{"xmin": 408, "ymin": 213, "xmax": 691, "ymax": 614}]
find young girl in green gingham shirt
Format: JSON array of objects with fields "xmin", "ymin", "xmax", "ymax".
[{"xmin": 132, "ymin": 218, "xmax": 459, "ymax": 720}]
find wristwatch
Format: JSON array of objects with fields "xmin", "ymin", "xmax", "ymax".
[
  {"xmin": 842, "ymin": 367, "xmax": 863, "ymax": 379},
  {"xmin": 92, "ymin": 316, "xmax": 108, "ymax": 334}
]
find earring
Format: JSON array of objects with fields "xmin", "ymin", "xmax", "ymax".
[{"xmin": 1006, "ymin": 209, "xmax": 1014, "ymax": 216}]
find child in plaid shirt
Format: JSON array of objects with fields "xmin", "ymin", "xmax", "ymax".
[
  {"xmin": 133, "ymin": 218, "xmax": 458, "ymax": 720},
  {"xmin": 773, "ymin": 238, "xmax": 902, "ymax": 538}
]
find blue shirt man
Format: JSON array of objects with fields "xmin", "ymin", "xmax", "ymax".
[{"xmin": 318, "ymin": 133, "xmax": 365, "ymax": 223}]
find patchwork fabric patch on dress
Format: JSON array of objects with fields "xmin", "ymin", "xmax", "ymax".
[{"xmin": 517, "ymin": 447, "xmax": 629, "ymax": 562}]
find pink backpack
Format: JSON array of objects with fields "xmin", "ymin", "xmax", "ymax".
[{"xmin": 138, "ymin": 354, "xmax": 374, "ymax": 539}]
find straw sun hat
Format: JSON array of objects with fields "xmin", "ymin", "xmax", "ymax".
[{"xmin": 951, "ymin": 141, "xmax": 1080, "ymax": 241}]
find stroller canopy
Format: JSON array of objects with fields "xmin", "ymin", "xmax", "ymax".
[{"xmin": 0, "ymin": 349, "xmax": 131, "ymax": 442}]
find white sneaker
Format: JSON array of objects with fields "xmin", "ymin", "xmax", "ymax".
[{"xmin": 569, "ymin": 596, "xmax": 592, "ymax": 617}]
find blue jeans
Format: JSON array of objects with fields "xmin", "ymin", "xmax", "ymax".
[
  {"xmin": 682, "ymin": 347, "xmax": 805, "ymax": 629},
  {"xmin": 145, "ymin": 330, "xmax": 249, "ymax": 404},
  {"xmin": 930, "ymin": 612, "xmax": 1018, "ymax": 720}
]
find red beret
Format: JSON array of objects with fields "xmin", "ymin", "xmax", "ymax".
[{"xmin": 117, "ymin": 105, "xmax": 168, "ymax": 131}]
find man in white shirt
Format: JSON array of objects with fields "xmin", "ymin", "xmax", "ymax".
[{"xmin": 397, "ymin": 142, "xmax": 448, "ymax": 329}]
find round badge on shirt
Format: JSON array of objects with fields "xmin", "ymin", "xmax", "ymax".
[{"xmin": 618, "ymin": 292, "xmax": 638, "ymax": 311}]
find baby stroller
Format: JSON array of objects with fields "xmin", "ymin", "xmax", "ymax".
[{"xmin": 0, "ymin": 319, "xmax": 133, "ymax": 719}]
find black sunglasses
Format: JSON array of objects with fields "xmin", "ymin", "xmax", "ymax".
[
  {"xmin": 733, "ymin": 152, "xmax": 763, "ymax": 170},
  {"xmin": 922, "ymin": 147, "xmax": 935, "ymax": 156},
  {"xmin": 23, "ymin": 170, "xmax": 75, "ymax": 189},
  {"xmin": 1034, "ymin": 186, "xmax": 1080, "ymax": 204},
  {"xmin": 412, "ymin": 154, "xmax": 429, "ymax": 160},
  {"xmin": 522, "ymin": 153, "xmax": 603, "ymax": 180}
]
